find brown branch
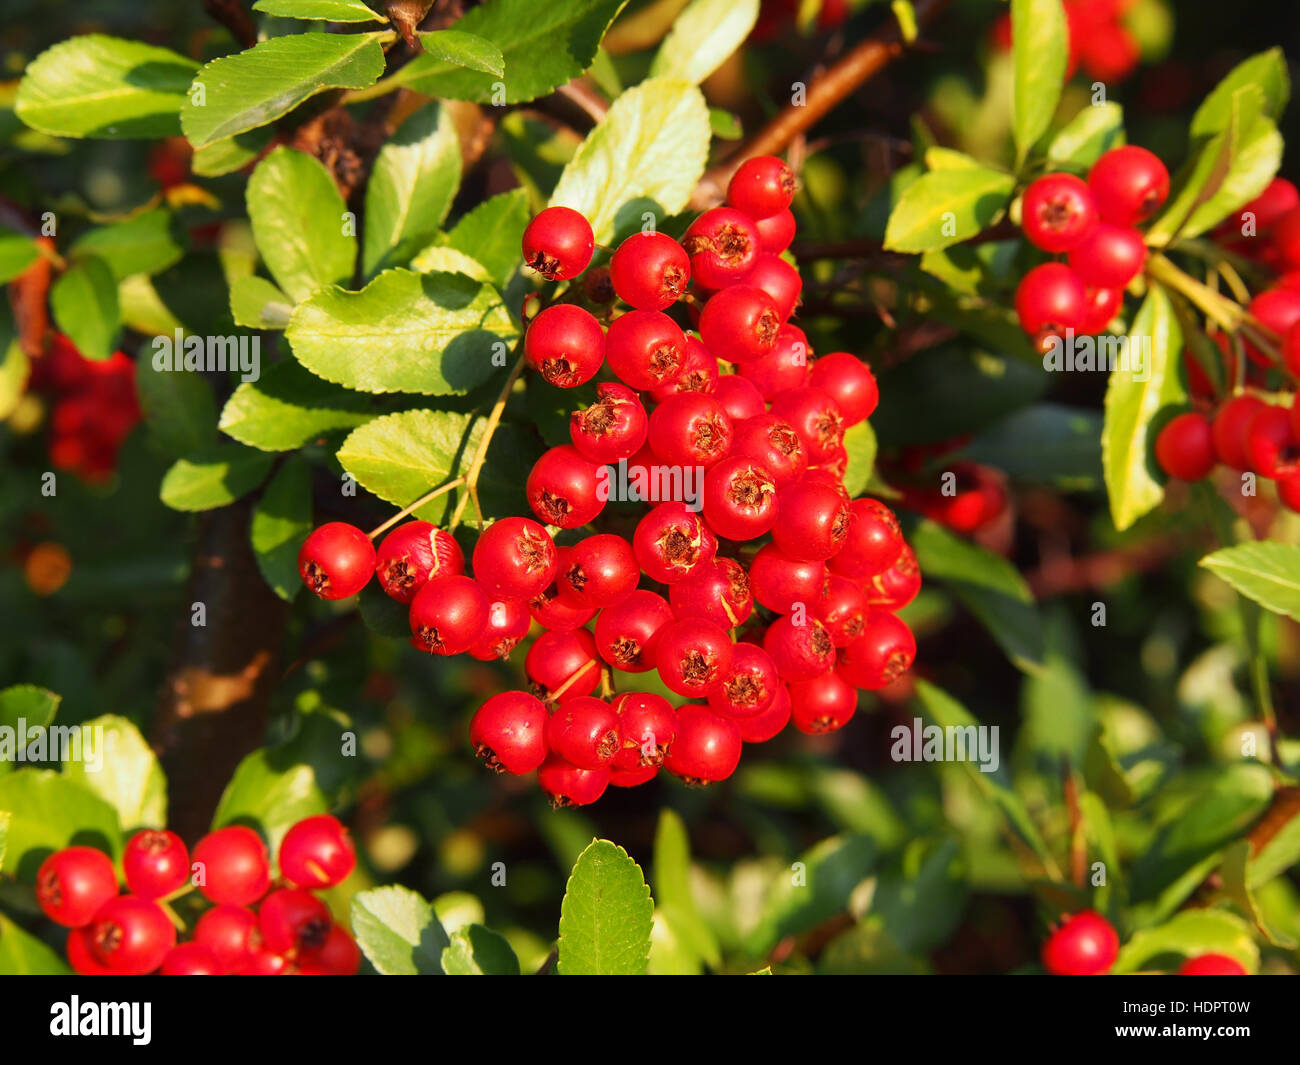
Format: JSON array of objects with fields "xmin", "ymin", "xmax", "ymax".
[{"xmin": 202, "ymin": 0, "xmax": 257, "ymax": 48}]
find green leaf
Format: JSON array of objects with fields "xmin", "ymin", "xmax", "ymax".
[
  {"xmin": 549, "ymin": 77, "xmax": 710, "ymax": 243},
  {"xmin": 652, "ymin": 809, "xmax": 720, "ymax": 970},
  {"xmin": 15, "ymin": 35, "xmax": 197, "ymax": 139},
  {"xmin": 1100, "ymin": 286, "xmax": 1185, "ymax": 531},
  {"xmin": 417, "ymin": 31, "xmax": 506, "ymax": 78},
  {"xmin": 882, "ymin": 167, "xmax": 1015, "ymax": 253},
  {"xmin": 397, "ymin": 0, "xmax": 629, "ymax": 104},
  {"xmin": 160, "ymin": 443, "xmax": 275, "ymax": 511},
  {"xmin": 1200, "ymin": 542, "xmax": 1300, "ymax": 622},
  {"xmin": 0, "ymin": 685, "xmax": 59, "ymax": 779},
  {"xmin": 363, "ymin": 102, "xmax": 463, "ymax": 276},
  {"xmin": 218, "ymin": 360, "xmax": 374, "ymax": 451},
  {"xmin": 0, "ymin": 811, "xmax": 7, "ymax": 872},
  {"xmin": 181, "ymin": 32, "xmax": 386, "ymax": 148},
  {"xmin": 192, "ymin": 127, "xmax": 275, "ymax": 178},
  {"xmin": 251, "ymin": 458, "xmax": 312, "ymax": 601},
  {"xmin": 841, "ymin": 418, "xmax": 877, "ymax": 498},
  {"xmin": 1112, "ymin": 910, "xmax": 1258, "ymax": 975},
  {"xmin": 1220, "ymin": 840, "xmax": 1297, "ymax": 948},
  {"xmin": 0, "ymin": 230, "xmax": 39, "ymax": 283},
  {"xmin": 557, "ymin": 839, "xmax": 654, "ymax": 975},
  {"xmin": 286, "ymin": 269, "xmax": 516, "ymax": 395},
  {"xmin": 1010, "ymin": 0, "xmax": 1068, "ymax": 161},
  {"xmin": 871, "ymin": 839, "xmax": 966, "ymax": 954},
  {"xmin": 0, "ymin": 913, "xmax": 70, "ymax": 975},
  {"xmin": 409, "ymin": 246, "xmax": 492, "ymax": 281},
  {"xmin": 444, "ymin": 188, "xmax": 532, "ymax": 289},
  {"xmin": 0, "ymin": 341, "xmax": 29, "ymax": 423},
  {"xmin": 70, "ymin": 210, "xmax": 184, "ymax": 281},
  {"xmin": 748, "ymin": 835, "xmax": 877, "ymax": 954},
  {"xmin": 230, "ymin": 276, "xmax": 294, "ymax": 330},
  {"xmin": 247, "ymin": 147, "xmax": 357, "ymax": 302},
  {"xmin": 50, "ymin": 256, "xmax": 119, "ymax": 361},
  {"xmin": 62, "ymin": 715, "xmax": 166, "ymax": 832},
  {"xmin": 441, "ymin": 924, "xmax": 521, "ymax": 974},
  {"xmin": 650, "ymin": 0, "xmax": 759, "ymax": 85},
  {"xmin": 358, "ymin": 581, "xmax": 414, "ymax": 638},
  {"xmin": 0, "ymin": 770, "xmax": 123, "ymax": 880},
  {"xmin": 135, "ymin": 346, "xmax": 218, "ymax": 457},
  {"xmin": 1047, "ymin": 102, "xmax": 1125, "ymax": 168},
  {"xmin": 1246, "ymin": 788, "xmax": 1300, "ymax": 887},
  {"xmin": 351, "ymin": 885, "xmax": 449, "ymax": 975},
  {"xmin": 253, "ymin": 0, "xmax": 386, "ymax": 21},
  {"xmin": 1191, "ymin": 48, "xmax": 1289, "ymax": 137},
  {"xmin": 959, "ymin": 404, "xmax": 1102, "ymax": 490}
]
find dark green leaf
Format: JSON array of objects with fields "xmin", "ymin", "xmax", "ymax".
[
  {"xmin": 441, "ymin": 924, "xmax": 521, "ymax": 974},
  {"xmin": 251, "ymin": 458, "xmax": 312, "ymax": 601}
]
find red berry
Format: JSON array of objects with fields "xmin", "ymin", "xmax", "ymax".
[
  {"xmin": 1080, "ymin": 285, "xmax": 1124, "ymax": 335},
  {"xmin": 66, "ymin": 927, "xmax": 115, "ymax": 975},
  {"xmin": 1068, "ymin": 222, "xmax": 1146, "ymax": 288},
  {"xmin": 816, "ymin": 574, "xmax": 870, "ymax": 647},
  {"xmin": 470, "ymin": 690, "xmax": 550, "ymax": 774},
  {"xmin": 524, "ymin": 304, "xmax": 606, "ymax": 388},
  {"xmin": 731, "ymin": 412, "xmax": 807, "ymax": 488},
  {"xmin": 161, "ymin": 942, "xmax": 222, "ymax": 975},
  {"xmin": 707, "ymin": 642, "xmax": 780, "ymax": 719},
  {"xmin": 239, "ymin": 947, "xmax": 294, "ymax": 975},
  {"xmin": 682, "ymin": 207, "xmax": 761, "ymax": 289},
  {"xmin": 754, "ymin": 208, "xmax": 795, "ymax": 254},
  {"xmin": 299, "ymin": 522, "xmax": 375, "ymax": 600},
  {"xmin": 526, "ymin": 445, "xmax": 606, "ymax": 529},
  {"xmin": 648, "ymin": 392, "xmax": 734, "ymax": 468},
  {"xmin": 610, "ymin": 692, "xmax": 676, "ymax": 769},
  {"xmin": 713, "ymin": 374, "xmax": 767, "ymax": 421},
  {"xmin": 737, "ymin": 683, "xmax": 791, "ymax": 742},
  {"xmin": 789, "ymin": 670, "xmax": 857, "ymax": 733},
  {"xmin": 375, "ymin": 521, "xmax": 463, "ymax": 604},
  {"xmin": 738, "ymin": 324, "xmax": 810, "ymax": 399},
  {"xmin": 194, "ymin": 904, "xmax": 258, "ymax": 973},
  {"xmin": 36, "ymin": 846, "xmax": 118, "ymax": 927},
  {"xmin": 526, "ymin": 627, "xmax": 600, "ymax": 702},
  {"xmin": 610, "ymin": 231, "xmax": 691, "ymax": 310},
  {"xmin": 1212, "ymin": 394, "xmax": 1267, "ymax": 470},
  {"xmin": 633, "ymin": 500, "xmax": 718, "ymax": 583},
  {"xmin": 651, "ymin": 335, "xmax": 720, "ymax": 402},
  {"xmin": 279, "ymin": 814, "xmax": 355, "ymax": 890},
  {"xmin": 772, "ymin": 477, "xmax": 851, "ymax": 561},
  {"xmin": 605, "ymin": 309, "xmax": 687, "ymax": 391},
  {"xmin": 1088, "ymin": 146, "xmax": 1170, "ymax": 226},
  {"xmin": 537, "ymin": 754, "xmax": 609, "ymax": 807},
  {"xmin": 669, "ymin": 556, "xmax": 753, "ymax": 629},
  {"xmin": 1273, "ymin": 205, "xmax": 1300, "ymax": 270},
  {"xmin": 468, "ymin": 595, "xmax": 532, "ymax": 660},
  {"xmin": 745, "ymin": 253, "xmax": 802, "ymax": 321},
  {"xmin": 1243, "ymin": 178, "xmax": 1300, "ymax": 234},
  {"xmin": 529, "ymin": 553, "xmax": 597, "ymax": 631},
  {"xmin": 664, "ymin": 706, "xmax": 741, "ymax": 784},
  {"xmin": 655, "ymin": 618, "xmax": 734, "ymax": 697},
  {"xmin": 259, "ymin": 887, "xmax": 332, "ymax": 955},
  {"xmin": 1021, "ymin": 173, "xmax": 1098, "ymax": 253},
  {"xmin": 829, "ymin": 498, "xmax": 903, "ymax": 578},
  {"xmin": 727, "ymin": 156, "xmax": 797, "ymax": 219},
  {"xmin": 570, "ymin": 382, "xmax": 648, "ymax": 463},
  {"xmin": 748, "ymin": 544, "xmax": 827, "ymax": 614},
  {"xmin": 863, "ymin": 543, "xmax": 921, "ymax": 611},
  {"xmin": 299, "ymin": 923, "xmax": 362, "ymax": 975},
  {"xmin": 546, "ymin": 695, "xmax": 620, "ymax": 769},
  {"xmin": 1244, "ymin": 404, "xmax": 1299, "ymax": 478},
  {"xmin": 558, "ymin": 533, "xmax": 638, "ymax": 608},
  {"xmin": 1041, "ymin": 910, "xmax": 1119, "ymax": 975},
  {"xmin": 522, "ymin": 205, "xmax": 594, "ymax": 280},
  {"xmin": 193, "ymin": 825, "xmax": 271, "ymax": 906},
  {"xmin": 1179, "ymin": 953, "xmax": 1247, "ymax": 975},
  {"xmin": 769, "ymin": 386, "xmax": 844, "ymax": 464},
  {"xmin": 473, "ymin": 516, "xmax": 558, "ymax": 599},
  {"xmin": 89, "ymin": 896, "xmax": 177, "ymax": 974},
  {"xmin": 1285, "ymin": 321, "xmax": 1300, "ymax": 378},
  {"xmin": 595, "ymin": 589, "xmax": 674, "ymax": 672},
  {"xmin": 123, "ymin": 830, "xmax": 189, "ymax": 900},
  {"xmin": 838, "ymin": 610, "xmax": 915, "ymax": 690},
  {"xmin": 808, "ymin": 353, "xmax": 878, "ymax": 426},
  {"xmin": 702, "ymin": 456, "xmax": 779, "ymax": 540},
  {"xmin": 762, "ymin": 615, "xmax": 835, "ymax": 680},
  {"xmin": 1015, "ymin": 263, "xmax": 1087, "ymax": 342},
  {"xmin": 1247, "ymin": 287, "xmax": 1300, "ymax": 364},
  {"xmin": 409, "ymin": 574, "xmax": 489, "ymax": 654},
  {"xmin": 698, "ymin": 284, "xmax": 780, "ymax": 363}
]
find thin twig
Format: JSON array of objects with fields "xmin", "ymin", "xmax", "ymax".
[{"xmin": 448, "ymin": 353, "xmax": 527, "ymax": 531}]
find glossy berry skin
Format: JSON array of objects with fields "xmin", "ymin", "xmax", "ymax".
[
  {"xmin": 194, "ymin": 904, "xmax": 258, "ymax": 974},
  {"xmin": 648, "ymin": 393, "xmax": 733, "ymax": 468},
  {"xmin": 1212, "ymin": 394, "xmax": 1267, "ymax": 470},
  {"xmin": 524, "ymin": 304, "xmax": 605, "ymax": 388},
  {"xmin": 299, "ymin": 924, "xmax": 362, "ymax": 975},
  {"xmin": 731, "ymin": 413, "xmax": 807, "ymax": 488},
  {"xmin": 522, "ymin": 205, "xmax": 594, "ymax": 281},
  {"xmin": 698, "ymin": 285, "xmax": 781, "ymax": 363},
  {"xmin": 192, "ymin": 826, "xmax": 271, "ymax": 907},
  {"xmin": 754, "ymin": 208, "xmax": 795, "ymax": 254},
  {"xmin": 570, "ymin": 382, "xmax": 648, "ymax": 463},
  {"xmin": 864, "ymin": 544, "xmax": 921, "ymax": 611},
  {"xmin": 745, "ymin": 253, "xmax": 802, "ymax": 321},
  {"xmin": 259, "ymin": 888, "xmax": 332, "ymax": 955},
  {"xmin": 1244, "ymin": 404, "xmax": 1299, "ymax": 478},
  {"xmin": 1068, "ymin": 223, "xmax": 1146, "ymax": 289},
  {"xmin": 1015, "ymin": 263, "xmax": 1087, "ymax": 342},
  {"xmin": 89, "ymin": 896, "xmax": 176, "ymax": 974},
  {"xmin": 470, "ymin": 690, "xmax": 550, "ymax": 774},
  {"xmin": 838, "ymin": 610, "xmax": 915, "ymax": 690},
  {"xmin": 537, "ymin": 754, "xmax": 609, "ymax": 807},
  {"xmin": 1081, "ymin": 285, "xmax": 1124, "ymax": 335},
  {"xmin": 239, "ymin": 948, "xmax": 293, "ymax": 975},
  {"xmin": 529, "ymin": 555, "xmax": 597, "ymax": 632},
  {"xmin": 669, "ymin": 556, "xmax": 753, "ymax": 629},
  {"xmin": 67, "ymin": 926, "xmax": 115, "ymax": 974},
  {"xmin": 739, "ymin": 324, "xmax": 811, "ymax": 399},
  {"xmin": 123, "ymin": 830, "xmax": 189, "ymax": 900},
  {"xmin": 1275, "ymin": 206, "xmax": 1300, "ymax": 270},
  {"xmin": 707, "ymin": 642, "xmax": 780, "ymax": 719},
  {"xmin": 608, "ymin": 764, "xmax": 660, "ymax": 788},
  {"xmin": 559, "ymin": 533, "xmax": 638, "ymax": 608},
  {"xmin": 703, "ymin": 456, "xmax": 779, "ymax": 541},
  {"xmin": 737, "ymin": 683, "xmax": 791, "ymax": 743},
  {"xmin": 610, "ymin": 692, "xmax": 676, "ymax": 769},
  {"xmin": 1179, "ymin": 953, "xmax": 1247, "ymax": 975},
  {"xmin": 748, "ymin": 544, "xmax": 827, "ymax": 614},
  {"xmin": 829, "ymin": 498, "xmax": 903, "ymax": 579},
  {"xmin": 605, "ymin": 310, "xmax": 687, "ymax": 391},
  {"xmin": 468, "ymin": 596, "xmax": 531, "ymax": 660},
  {"xmin": 595, "ymin": 589, "xmax": 674, "ymax": 672},
  {"xmin": 772, "ymin": 478, "xmax": 851, "ymax": 561},
  {"xmin": 1021, "ymin": 173, "xmax": 1098, "ymax": 253},
  {"xmin": 817, "ymin": 575, "xmax": 870, "ymax": 647},
  {"xmin": 713, "ymin": 374, "xmax": 767, "ymax": 422},
  {"xmin": 1041, "ymin": 910, "xmax": 1120, "ymax": 976},
  {"xmin": 789, "ymin": 671, "xmax": 858, "ymax": 734},
  {"xmin": 808, "ymin": 353, "xmax": 878, "ymax": 426},
  {"xmin": 664, "ymin": 706, "xmax": 741, "ymax": 784},
  {"xmin": 682, "ymin": 207, "xmax": 761, "ymax": 289},
  {"xmin": 1088, "ymin": 146, "xmax": 1170, "ymax": 226},
  {"xmin": 409, "ymin": 574, "xmax": 489, "ymax": 655},
  {"xmin": 656, "ymin": 618, "xmax": 734, "ymax": 697},
  {"xmin": 633, "ymin": 501, "xmax": 718, "ymax": 584},
  {"xmin": 1285, "ymin": 321, "xmax": 1300, "ymax": 379},
  {"xmin": 1154, "ymin": 412, "xmax": 1214, "ymax": 481},
  {"xmin": 546, "ymin": 696, "xmax": 620, "ymax": 769},
  {"xmin": 610, "ymin": 231, "xmax": 690, "ymax": 310},
  {"xmin": 652, "ymin": 335, "xmax": 720, "ymax": 402},
  {"xmin": 279, "ymin": 814, "xmax": 356, "ymax": 890},
  {"xmin": 526, "ymin": 628, "xmax": 600, "ymax": 703},
  {"xmin": 526, "ymin": 445, "xmax": 606, "ymax": 529},
  {"xmin": 769, "ymin": 387, "xmax": 844, "ymax": 464},
  {"xmin": 473, "ymin": 516, "xmax": 558, "ymax": 600},
  {"xmin": 763, "ymin": 615, "xmax": 835, "ymax": 681},
  {"xmin": 160, "ymin": 942, "xmax": 221, "ymax": 975},
  {"xmin": 299, "ymin": 522, "xmax": 375, "ymax": 600},
  {"xmin": 375, "ymin": 521, "xmax": 463, "ymax": 604},
  {"xmin": 36, "ymin": 846, "xmax": 119, "ymax": 927},
  {"xmin": 727, "ymin": 156, "xmax": 797, "ymax": 219}
]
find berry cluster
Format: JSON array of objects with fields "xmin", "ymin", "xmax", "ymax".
[
  {"xmin": 1013, "ymin": 147, "xmax": 1168, "ymax": 352},
  {"xmin": 1041, "ymin": 911, "xmax": 1247, "ymax": 976},
  {"xmin": 296, "ymin": 155, "xmax": 920, "ymax": 807},
  {"xmin": 992, "ymin": 0, "xmax": 1141, "ymax": 84},
  {"xmin": 37, "ymin": 816, "xmax": 359, "ymax": 975}
]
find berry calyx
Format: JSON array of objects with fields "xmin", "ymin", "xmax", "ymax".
[
  {"xmin": 570, "ymin": 381, "xmax": 649, "ymax": 463},
  {"xmin": 473, "ymin": 516, "xmax": 559, "ymax": 600},
  {"xmin": 595, "ymin": 589, "xmax": 674, "ymax": 673},
  {"xmin": 655, "ymin": 618, "xmax": 734, "ymax": 697},
  {"xmin": 527, "ymin": 445, "xmax": 607, "ymax": 529},
  {"xmin": 647, "ymin": 392, "xmax": 734, "ymax": 468},
  {"xmin": 682, "ymin": 207, "xmax": 761, "ymax": 289},
  {"xmin": 605, "ymin": 309, "xmax": 687, "ymax": 391},
  {"xmin": 633, "ymin": 501, "xmax": 718, "ymax": 584},
  {"xmin": 524, "ymin": 304, "xmax": 606, "ymax": 388},
  {"xmin": 702, "ymin": 456, "xmax": 779, "ymax": 541},
  {"xmin": 707, "ymin": 642, "xmax": 780, "ymax": 719}
]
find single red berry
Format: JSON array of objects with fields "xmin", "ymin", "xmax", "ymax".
[
  {"xmin": 375, "ymin": 521, "xmax": 463, "ymax": 604},
  {"xmin": 1041, "ymin": 910, "xmax": 1120, "ymax": 975},
  {"xmin": 738, "ymin": 323, "xmax": 811, "ymax": 399},
  {"xmin": 66, "ymin": 927, "xmax": 114, "ymax": 975},
  {"xmin": 526, "ymin": 627, "xmax": 600, "ymax": 702},
  {"xmin": 762, "ymin": 615, "xmax": 835, "ymax": 680},
  {"xmin": 682, "ymin": 207, "xmax": 761, "ymax": 289},
  {"xmin": 161, "ymin": 942, "xmax": 222, "ymax": 975},
  {"xmin": 1067, "ymin": 222, "xmax": 1147, "ymax": 289},
  {"xmin": 537, "ymin": 754, "xmax": 609, "ymax": 807},
  {"xmin": 698, "ymin": 284, "xmax": 781, "ymax": 363},
  {"xmin": 193, "ymin": 825, "xmax": 271, "ymax": 907},
  {"xmin": 1178, "ymin": 953, "xmax": 1247, "ymax": 975},
  {"xmin": 259, "ymin": 887, "xmax": 332, "ymax": 955},
  {"xmin": 468, "ymin": 596, "xmax": 531, "ymax": 660},
  {"xmin": 664, "ymin": 706, "xmax": 741, "ymax": 784},
  {"xmin": 595, "ymin": 589, "xmax": 674, "ymax": 672},
  {"xmin": 669, "ymin": 556, "xmax": 753, "ymax": 629},
  {"xmin": 769, "ymin": 386, "xmax": 844, "ymax": 464},
  {"xmin": 808, "ymin": 353, "xmax": 878, "ymax": 426},
  {"xmin": 608, "ymin": 764, "xmax": 660, "ymax": 788},
  {"xmin": 605, "ymin": 309, "xmax": 687, "ymax": 391},
  {"xmin": 470, "ymin": 690, "xmax": 550, "ymax": 774},
  {"xmin": 633, "ymin": 501, "xmax": 718, "ymax": 584},
  {"xmin": 727, "ymin": 155, "xmax": 797, "ymax": 219},
  {"xmin": 1242, "ymin": 177, "xmax": 1300, "ymax": 234},
  {"xmin": 546, "ymin": 695, "xmax": 620, "ymax": 769},
  {"xmin": 863, "ymin": 543, "xmax": 921, "ymax": 611},
  {"xmin": 1088, "ymin": 146, "xmax": 1169, "ymax": 226},
  {"xmin": 737, "ymin": 683, "xmax": 791, "ymax": 743},
  {"xmin": 655, "ymin": 618, "xmax": 734, "ymax": 697},
  {"xmin": 1212, "ymin": 394, "xmax": 1267, "ymax": 470},
  {"xmin": 298, "ymin": 924, "xmax": 362, "ymax": 975},
  {"xmin": 744, "ymin": 253, "xmax": 802, "ymax": 322},
  {"xmin": 748, "ymin": 544, "xmax": 827, "ymax": 614},
  {"xmin": 123, "ymin": 829, "xmax": 189, "ymax": 900},
  {"xmin": 789, "ymin": 670, "xmax": 858, "ymax": 734},
  {"xmin": 610, "ymin": 692, "xmax": 676, "ymax": 769},
  {"xmin": 522, "ymin": 205, "xmax": 594, "ymax": 280},
  {"xmin": 647, "ymin": 392, "xmax": 734, "ymax": 468},
  {"xmin": 651, "ymin": 335, "xmax": 720, "ymax": 402},
  {"xmin": 299, "ymin": 522, "xmax": 375, "ymax": 600},
  {"xmin": 731, "ymin": 412, "xmax": 807, "ymax": 488},
  {"xmin": 473, "ymin": 516, "xmax": 558, "ymax": 599},
  {"xmin": 1246, "ymin": 287, "xmax": 1300, "ymax": 364},
  {"xmin": 771, "ymin": 478, "xmax": 851, "ymax": 561},
  {"xmin": 89, "ymin": 895, "xmax": 176, "ymax": 974},
  {"xmin": 570, "ymin": 381, "xmax": 648, "ymax": 463},
  {"xmin": 1015, "ymin": 263, "xmax": 1087, "ymax": 343},
  {"xmin": 194, "ymin": 904, "xmax": 258, "ymax": 974},
  {"xmin": 1021, "ymin": 173, "xmax": 1098, "ymax": 253},
  {"xmin": 409, "ymin": 574, "xmax": 489, "ymax": 655},
  {"xmin": 36, "ymin": 846, "xmax": 118, "ymax": 927},
  {"xmin": 1273, "ymin": 205, "xmax": 1300, "ymax": 270},
  {"xmin": 279, "ymin": 814, "xmax": 355, "ymax": 890},
  {"xmin": 713, "ymin": 374, "xmax": 767, "ymax": 421},
  {"xmin": 1080, "ymin": 285, "xmax": 1124, "ymax": 335},
  {"xmin": 837, "ymin": 610, "xmax": 916, "ymax": 690},
  {"xmin": 816, "ymin": 574, "xmax": 870, "ymax": 647},
  {"xmin": 702, "ymin": 456, "xmax": 779, "ymax": 540},
  {"xmin": 1284, "ymin": 321, "xmax": 1300, "ymax": 379},
  {"xmin": 558, "ymin": 533, "xmax": 638, "ymax": 609},
  {"xmin": 524, "ymin": 304, "xmax": 605, "ymax": 388},
  {"xmin": 707, "ymin": 642, "xmax": 780, "ymax": 719},
  {"xmin": 529, "ymin": 554, "xmax": 597, "ymax": 632},
  {"xmin": 829, "ymin": 498, "xmax": 903, "ymax": 579},
  {"xmin": 1154, "ymin": 412, "xmax": 1215, "ymax": 481},
  {"xmin": 526, "ymin": 445, "xmax": 607, "ymax": 529},
  {"xmin": 1244, "ymin": 403, "xmax": 1300, "ymax": 478},
  {"xmin": 754, "ymin": 208, "xmax": 795, "ymax": 254},
  {"xmin": 610, "ymin": 231, "xmax": 691, "ymax": 310}
]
